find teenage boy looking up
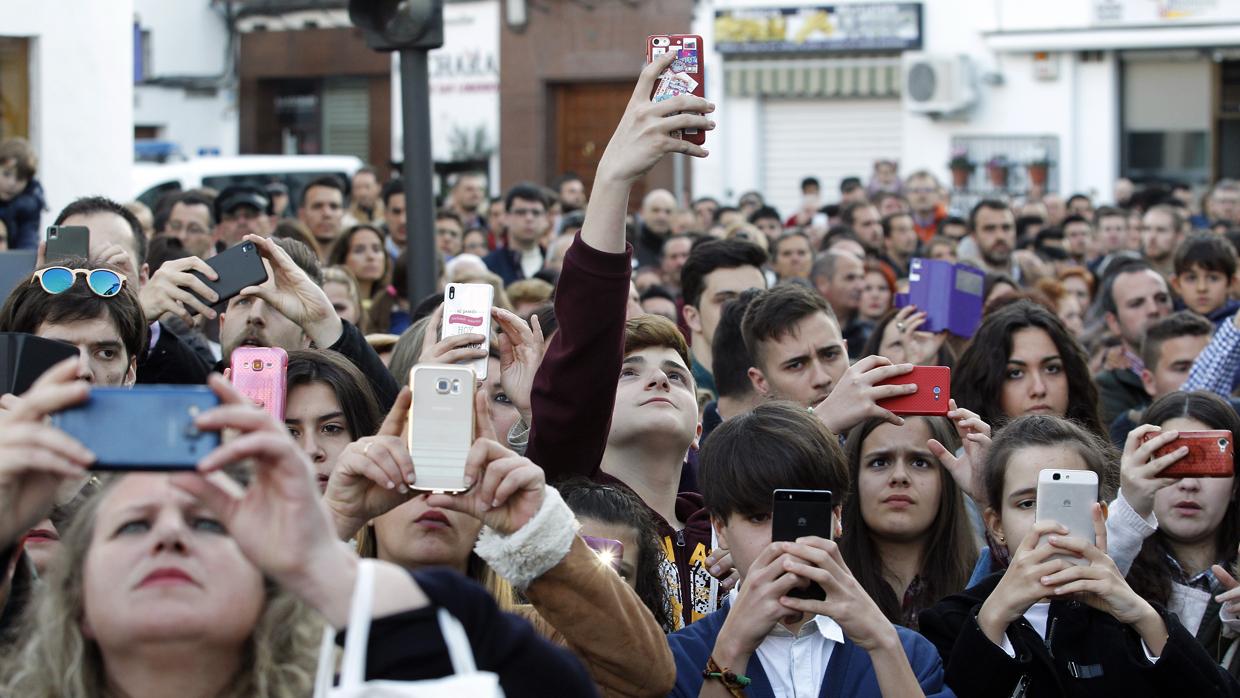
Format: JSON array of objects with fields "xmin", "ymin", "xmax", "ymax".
[
  {"xmin": 0, "ymin": 259, "xmax": 146, "ymax": 387},
  {"xmin": 521, "ymin": 51, "xmax": 717, "ymax": 628},
  {"xmin": 1171, "ymin": 233, "xmax": 1239, "ymax": 325},
  {"xmin": 743, "ymin": 283, "xmax": 916, "ymax": 436},
  {"xmin": 681, "ymin": 240, "xmax": 768, "ymax": 397},
  {"xmin": 668, "ymin": 402, "xmax": 950, "ymax": 697}
]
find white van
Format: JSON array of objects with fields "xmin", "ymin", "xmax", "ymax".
[{"xmin": 132, "ymin": 155, "xmax": 364, "ymax": 213}]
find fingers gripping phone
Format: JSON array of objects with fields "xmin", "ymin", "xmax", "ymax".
[
  {"xmin": 646, "ymin": 34, "xmax": 706, "ymax": 146},
  {"xmin": 1141, "ymin": 430, "xmax": 1234, "ymax": 478},
  {"xmin": 875, "ymin": 366, "xmax": 950, "ymax": 416},
  {"xmin": 50, "ymin": 386, "xmax": 222, "ymax": 470},
  {"xmin": 440, "ymin": 283, "xmax": 494, "ymax": 380},
  {"xmin": 408, "ymin": 365, "xmax": 475, "ymax": 494},
  {"xmin": 189, "ymin": 241, "xmax": 269, "ymax": 313},
  {"xmin": 45, "ymin": 226, "xmax": 90, "ymax": 262},
  {"xmin": 771, "ymin": 489, "xmax": 833, "ymax": 600},
  {"xmin": 1035, "ymin": 469, "xmax": 1098, "ymax": 566},
  {"xmin": 230, "ymin": 347, "xmax": 288, "ymax": 421}
]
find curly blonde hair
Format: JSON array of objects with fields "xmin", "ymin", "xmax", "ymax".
[{"xmin": 0, "ymin": 476, "xmax": 323, "ymax": 698}]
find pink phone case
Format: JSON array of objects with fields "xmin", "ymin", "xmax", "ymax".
[{"xmin": 229, "ymin": 347, "xmax": 289, "ymax": 421}]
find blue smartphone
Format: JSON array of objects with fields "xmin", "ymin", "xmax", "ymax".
[{"xmin": 50, "ymin": 386, "xmax": 221, "ymax": 470}]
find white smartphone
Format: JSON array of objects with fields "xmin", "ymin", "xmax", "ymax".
[
  {"xmin": 440, "ymin": 283, "xmax": 494, "ymax": 380},
  {"xmin": 408, "ymin": 364, "xmax": 475, "ymax": 494},
  {"xmin": 1035, "ymin": 469, "xmax": 1099, "ymax": 565}
]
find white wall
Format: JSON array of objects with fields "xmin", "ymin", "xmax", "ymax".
[
  {"xmin": 133, "ymin": 0, "xmax": 238, "ymax": 157},
  {"xmin": 0, "ymin": 0, "xmax": 134, "ymax": 218}
]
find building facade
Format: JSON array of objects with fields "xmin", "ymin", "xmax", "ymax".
[
  {"xmin": 692, "ymin": 0, "xmax": 1240, "ymax": 215},
  {"xmin": 0, "ymin": 0, "xmax": 134, "ymax": 218}
]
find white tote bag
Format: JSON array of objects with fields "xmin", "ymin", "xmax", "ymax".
[{"xmin": 313, "ymin": 559, "xmax": 504, "ymax": 698}]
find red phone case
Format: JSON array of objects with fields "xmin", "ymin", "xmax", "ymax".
[
  {"xmin": 1140, "ymin": 430, "xmax": 1234, "ymax": 478},
  {"xmin": 874, "ymin": 366, "xmax": 951, "ymax": 416},
  {"xmin": 646, "ymin": 34, "xmax": 706, "ymax": 146},
  {"xmin": 229, "ymin": 347, "xmax": 289, "ymax": 421}
]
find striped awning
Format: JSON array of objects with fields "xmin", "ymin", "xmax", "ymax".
[{"xmin": 724, "ymin": 56, "xmax": 902, "ymax": 98}]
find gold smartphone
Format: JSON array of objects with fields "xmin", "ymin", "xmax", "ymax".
[{"xmin": 408, "ymin": 364, "xmax": 475, "ymax": 494}]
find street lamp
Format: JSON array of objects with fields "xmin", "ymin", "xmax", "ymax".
[{"xmin": 348, "ymin": 0, "xmax": 445, "ymax": 307}]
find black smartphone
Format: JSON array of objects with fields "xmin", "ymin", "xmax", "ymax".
[
  {"xmin": 771, "ymin": 489, "xmax": 833, "ymax": 600},
  {"xmin": 0, "ymin": 333, "xmax": 79, "ymax": 395},
  {"xmin": 45, "ymin": 226, "xmax": 90, "ymax": 262},
  {"xmin": 189, "ymin": 241, "xmax": 269, "ymax": 312},
  {"xmin": 50, "ymin": 386, "xmax": 222, "ymax": 470}
]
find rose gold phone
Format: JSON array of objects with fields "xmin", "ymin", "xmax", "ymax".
[
  {"xmin": 229, "ymin": 347, "xmax": 288, "ymax": 420},
  {"xmin": 408, "ymin": 364, "xmax": 475, "ymax": 494}
]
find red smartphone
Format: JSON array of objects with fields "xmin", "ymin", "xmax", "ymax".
[
  {"xmin": 875, "ymin": 366, "xmax": 950, "ymax": 416},
  {"xmin": 646, "ymin": 34, "xmax": 706, "ymax": 146},
  {"xmin": 229, "ymin": 346, "xmax": 288, "ymax": 421},
  {"xmin": 1141, "ymin": 430, "xmax": 1234, "ymax": 478}
]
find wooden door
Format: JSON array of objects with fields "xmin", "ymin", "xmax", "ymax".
[{"xmin": 553, "ymin": 82, "xmax": 676, "ymax": 211}]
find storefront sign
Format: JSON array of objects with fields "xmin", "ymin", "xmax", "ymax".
[
  {"xmin": 714, "ymin": 3, "xmax": 922, "ymax": 55},
  {"xmin": 1093, "ymin": 0, "xmax": 1240, "ymax": 25}
]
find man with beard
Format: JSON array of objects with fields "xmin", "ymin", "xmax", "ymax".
[
  {"xmin": 217, "ymin": 235, "xmax": 398, "ymax": 409},
  {"xmin": 967, "ymin": 199, "xmax": 1019, "ymax": 279}
]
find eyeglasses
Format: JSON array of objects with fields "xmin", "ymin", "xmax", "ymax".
[{"xmin": 32, "ymin": 267, "xmax": 126, "ymax": 297}]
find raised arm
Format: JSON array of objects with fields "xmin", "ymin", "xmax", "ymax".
[{"xmin": 526, "ymin": 52, "xmax": 714, "ymax": 480}]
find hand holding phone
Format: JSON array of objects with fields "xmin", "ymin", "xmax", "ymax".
[
  {"xmin": 875, "ymin": 366, "xmax": 950, "ymax": 416},
  {"xmin": 408, "ymin": 365, "xmax": 475, "ymax": 493},
  {"xmin": 50, "ymin": 386, "xmax": 222, "ymax": 470},
  {"xmin": 771, "ymin": 489, "xmax": 833, "ymax": 600},
  {"xmin": 189, "ymin": 241, "xmax": 269, "ymax": 312},
  {"xmin": 646, "ymin": 34, "xmax": 707, "ymax": 146},
  {"xmin": 1140, "ymin": 429, "xmax": 1233, "ymax": 478},
  {"xmin": 1034, "ymin": 469, "xmax": 1098, "ymax": 565},
  {"xmin": 440, "ymin": 283, "xmax": 494, "ymax": 380},
  {"xmin": 230, "ymin": 347, "xmax": 289, "ymax": 420}
]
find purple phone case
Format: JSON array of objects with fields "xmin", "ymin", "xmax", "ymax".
[{"xmin": 900, "ymin": 258, "xmax": 984, "ymax": 338}]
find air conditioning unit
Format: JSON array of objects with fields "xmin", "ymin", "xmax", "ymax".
[{"xmin": 902, "ymin": 53, "xmax": 977, "ymax": 116}]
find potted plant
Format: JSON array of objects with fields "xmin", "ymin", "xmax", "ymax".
[
  {"xmin": 986, "ymin": 155, "xmax": 1010, "ymax": 189},
  {"xmin": 1026, "ymin": 149, "xmax": 1050, "ymax": 187},
  {"xmin": 948, "ymin": 148, "xmax": 973, "ymax": 189}
]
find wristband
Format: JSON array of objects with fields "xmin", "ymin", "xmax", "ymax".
[{"xmin": 702, "ymin": 656, "xmax": 750, "ymax": 696}]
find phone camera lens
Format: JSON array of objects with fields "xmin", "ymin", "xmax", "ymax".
[
  {"xmin": 251, "ymin": 359, "xmax": 263, "ymax": 371},
  {"xmin": 436, "ymin": 379, "xmax": 450, "ymax": 394},
  {"xmin": 448, "ymin": 288, "xmax": 455, "ymax": 300},
  {"xmin": 1052, "ymin": 473, "xmax": 1061, "ymax": 481}
]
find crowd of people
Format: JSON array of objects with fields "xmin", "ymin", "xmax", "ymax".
[{"xmin": 2, "ymin": 49, "xmax": 1240, "ymax": 697}]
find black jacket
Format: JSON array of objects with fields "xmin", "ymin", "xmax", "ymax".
[
  {"xmin": 1095, "ymin": 367, "xmax": 1149, "ymax": 427},
  {"xmin": 344, "ymin": 568, "xmax": 597, "ymax": 697},
  {"xmin": 918, "ymin": 572, "xmax": 1240, "ymax": 698},
  {"xmin": 136, "ymin": 321, "xmax": 214, "ymax": 385}
]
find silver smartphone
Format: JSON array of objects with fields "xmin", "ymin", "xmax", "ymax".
[
  {"xmin": 407, "ymin": 364, "xmax": 475, "ymax": 494},
  {"xmin": 440, "ymin": 283, "xmax": 494, "ymax": 380},
  {"xmin": 1035, "ymin": 469, "xmax": 1098, "ymax": 565}
]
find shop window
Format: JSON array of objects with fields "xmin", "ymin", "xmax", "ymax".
[
  {"xmin": 0, "ymin": 37, "xmax": 30, "ymax": 139},
  {"xmin": 1122, "ymin": 55, "xmax": 1210, "ymax": 185}
]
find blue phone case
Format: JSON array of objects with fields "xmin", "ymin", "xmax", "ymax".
[{"xmin": 50, "ymin": 386, "xmax": 221, "ymax": 470}]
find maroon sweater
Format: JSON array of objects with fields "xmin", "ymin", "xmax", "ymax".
[{"xmin": 526, "ymin": 234, "xmax": 718, "ymax": 629}]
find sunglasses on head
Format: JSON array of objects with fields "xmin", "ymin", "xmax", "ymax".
[{"xmin": 31, "ymin": 267, "xmax": 126, "ymax": 298}]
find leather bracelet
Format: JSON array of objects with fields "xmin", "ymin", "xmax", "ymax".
[{"xmin": 702, "ymin": 655, "xmax": 750, "ymax": 696}]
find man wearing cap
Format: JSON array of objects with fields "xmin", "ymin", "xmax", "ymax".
[{"xmin": 215, "ymin": 185, "xmax": 273, "ymax": 253}]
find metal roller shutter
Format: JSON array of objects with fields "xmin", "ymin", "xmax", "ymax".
[
  {"xmin": 322, "ymin": 78, "xmax": 370, "ymax": 163},
  {"xmin": 761, "ymin": 98, "xmax": 903, "ymax": 218}
]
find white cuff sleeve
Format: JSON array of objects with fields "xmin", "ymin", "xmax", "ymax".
[
  {"xmin": 1222, "ymin": 601, "xmax": 1240, "ymax": 636},
  {"xmin": 1107, "ymin": 491, "xmax": 1158, "ymax": 576},
  {"xmin": 474, "ymin": 485, "xmax": 579, "ymax": 590},
  {"xmin": 999, "ymin": 632, "xmax": 1017, "ymax": 658},
  {"xmin": 1141, "ymin": 639, "xmax": 1160, "ymax": 664}
]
